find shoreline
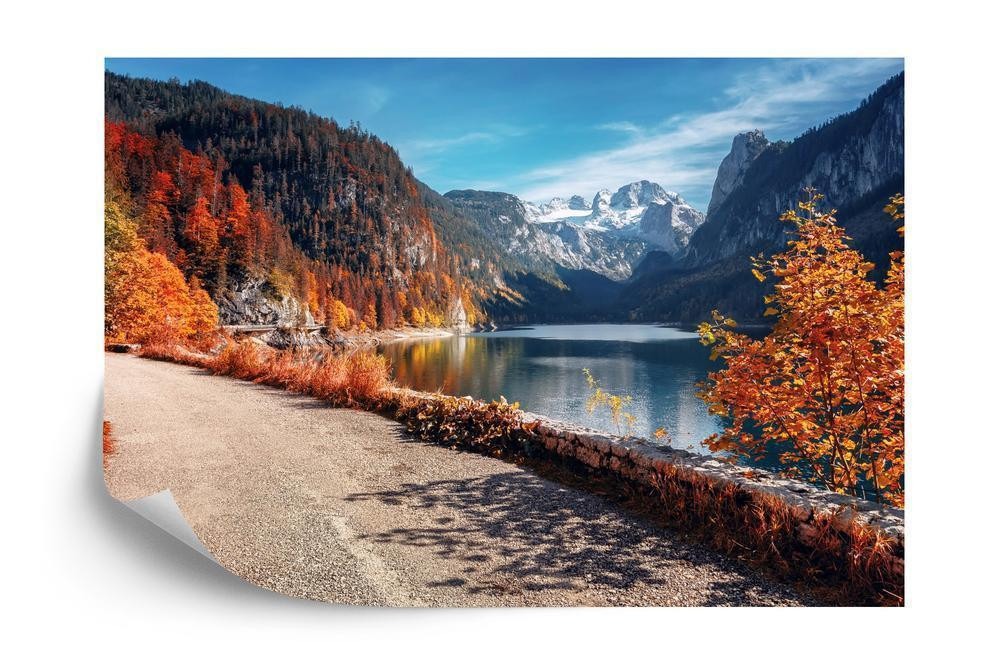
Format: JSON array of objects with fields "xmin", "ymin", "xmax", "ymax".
[
  {"xmin": 331, "ymin": 325, "xmax": 460, "ymax": 349},
  {"xmin": 240, "ymin": 321, "xmax": 769, "ymax": 351}
]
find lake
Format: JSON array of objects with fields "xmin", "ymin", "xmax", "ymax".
[{"xmin": 380, "ymin": 324, "xmax": 724, "ymax": 455}]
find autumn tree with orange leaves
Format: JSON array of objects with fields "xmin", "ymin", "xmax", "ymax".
[
  {"xmin": 698, "ymin": 191, "xmax": 904, "ymax": 506},
  {"xmin": 105, "ymin": 194, "xmax": 219, "ymax": 347}
]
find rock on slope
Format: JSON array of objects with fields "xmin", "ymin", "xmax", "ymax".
[{"xmin": 706, "ymin": 129, "xmax": 770, "ymax": 217}]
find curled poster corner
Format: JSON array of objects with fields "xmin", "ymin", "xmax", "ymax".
[{"xmin": 124, "ymin": 490, "xmax": 215, "ymax": 562}]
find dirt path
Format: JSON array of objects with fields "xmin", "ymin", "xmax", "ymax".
[{"xmin": 104, "ymin": 353, "xmax": 813, "ymax": 607}]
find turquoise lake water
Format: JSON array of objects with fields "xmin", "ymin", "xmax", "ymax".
[{"xmin": 380, "ymin": 324, "xmax": 723, "ymax": 454}]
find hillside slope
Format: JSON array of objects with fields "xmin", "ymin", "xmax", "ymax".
[{"xmin": 106, "ymin": 72, "xmax": 482, "ymax": 330}]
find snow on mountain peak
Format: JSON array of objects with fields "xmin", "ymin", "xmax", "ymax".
[
  {"xmin": 540, "ymin": 195, "xmax": 590, "ymax": 213},
  {"xmin": 591, "ymin": 189, "xmax": 612, "ymax": 213},
  {"xmin": 609, "ymin": 180, "xmax": 669, "ymax": 210},
  {"xmin": 520, "ymin": 180, "xmax": 705, "ymax": 267}
]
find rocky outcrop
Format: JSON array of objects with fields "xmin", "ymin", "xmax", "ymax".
[
  {"xmin": 591, "ymin": 189, "xmax": 612, "ymax": 215},
  {"xmin": 638, "ymin": 200, "xmax": 705, "ymax": 254},
  {"xmin": 215, "ymin": 277, "xmax": 315, "ymax": 327},
  {"xmin": 706, "ymin": 129, "xmax": 770, "ymax": 217},
  {"xmin": 447, "ymin": 295, "xmax": 472, "ymax": 332},
  {"xmin": 258, "ymin": 328, "xmax": 327, "ymax": 349}
]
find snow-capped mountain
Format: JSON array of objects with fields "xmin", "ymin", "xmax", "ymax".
[
  {"xmin": 444, "ymin": 180, "xmax": 705, "ymax": 280},
  {"xmin": 528, "ymin": 180, "xmax": 703, "ymax": 238}
]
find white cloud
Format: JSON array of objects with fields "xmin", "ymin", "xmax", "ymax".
[
  {"xmin": 596, "ymin": 121, "xmax": 642, "ymax": 134},
  {"xmin": 405, "ymin": 124, "xmax": 533, "ymax": 155},
  {"xmin": 513, "ymin": 59, "xmax": 902, "ymax": 207},
  {"xmin": 407, "ymin": 131, "xmax": 503, "ymax": 154}
]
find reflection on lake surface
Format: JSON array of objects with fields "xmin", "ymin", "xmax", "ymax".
[{"xmin": 380, "ymin": 324, "xmax": 724, "ymax": 454}]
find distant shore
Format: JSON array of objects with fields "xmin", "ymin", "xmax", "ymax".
[{"xmin": 333, "ymin": 326, "xmax": 459, "ymax": 349}]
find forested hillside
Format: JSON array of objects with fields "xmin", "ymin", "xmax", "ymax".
[{"xmin": 105, "ymin": 72, "xmax": 488, "ymax": 332}]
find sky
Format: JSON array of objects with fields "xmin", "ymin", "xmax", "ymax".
[{"xmin": 105, "ymin": 58, "xmax": 903, "ymax": 211}]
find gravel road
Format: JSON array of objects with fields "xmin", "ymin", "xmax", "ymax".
[{"xmin": 104, "ymin": 353, "xmax": 813, "ymax": 606}]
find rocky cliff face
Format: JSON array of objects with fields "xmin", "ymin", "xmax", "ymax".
[
  {"xmin": 447, "ymin": 295, "xmax": 472, "ymax": 332},
  {"xmin": 609, "ymin": 180, "xmax": 670, "ymax": 211},
  {"xmin": 216, "ymin": 277, "xmax": 316, "ymax": 327},
  {"xmin": 621, "ymin": 73, "xmax": 904, "ymax": 324},
  {"xmin": 686, "ymin": 73, "xmax": 904, "ymax": 267},
  {"xmin": 706, "ymin": 129, "xmax": 770, "ymax": 217},
  {"xmin": 637, "ymin": 200, "xmax": 704, "ymax": 255}
]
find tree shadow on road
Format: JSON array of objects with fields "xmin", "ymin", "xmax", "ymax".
[{"xmin": 346, "ymin": 470, "xmax": 810, "ymax": 606}]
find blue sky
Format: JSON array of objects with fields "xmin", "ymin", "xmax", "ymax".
[{"xmin": 106, "ymin": 58, "xmax": 903, "ymax": 211}]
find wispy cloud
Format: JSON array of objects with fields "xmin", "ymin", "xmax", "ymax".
[
  {"xmin": 514, "ymin": 59, "xmax": 902, "ymax": 207},
  {"xmin": 596, "ymin": 121, "xmax": 642, "ymax": 135},
  {"xmin": 400, "ymin": 124, "xmax": 536, "ymax": 177},
  {"xmin": 408, "ymin": 131, "xmax": 504, "ymax": 154},
  {"xmin": 405, "ymin": 124, "xmax": 533, "ymax": 155}
]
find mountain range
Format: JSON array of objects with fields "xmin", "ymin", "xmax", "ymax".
[
  {"xmin": 443, "ymin": 180, "xmax": 703, "ymax": 281},
  {"xmin": 104, "ymin": 70, "xmax": 903, "ymax": 328}
]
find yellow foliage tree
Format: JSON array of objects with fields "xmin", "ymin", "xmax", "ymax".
[
  {"xmin": 582, "ymin": 368, "xmax": 637, "ymax": 436},
  {"xmin": 408, "ymin": 305, "xmax": 427, "ymax": 327},
  {"xmin": 324, "ymin": 298, "xmax": 353, "ymax": 331},
  {"xmin": 105, "ymin": 197, "xmax": 219, "ymax": 346},
  {"xmin": 363, "ymin": 303, "xmax": 378, "ymax": 330}
]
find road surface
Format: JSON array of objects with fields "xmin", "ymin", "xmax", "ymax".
[{"xmin": 104, "ymin": 353, "xmax": 813, "ymax": 606}]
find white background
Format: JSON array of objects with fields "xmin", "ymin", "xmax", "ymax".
[{"xmin": 2, "ymin": 0, "xmax": 997, "ymax": 663}]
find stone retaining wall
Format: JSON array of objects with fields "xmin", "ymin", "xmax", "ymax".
[{"xmin": 525, "ymin": 412, "xmax": 903, "ymax": 543}]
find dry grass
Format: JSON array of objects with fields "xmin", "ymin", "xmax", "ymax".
[
  {"xmin": 192, "ymin": 339, "xmax": 392, "ymax": 409},
  {"xmin": 135, "ymin": 340, "xmax": 212, "ymax": 366},
  {"xmin": 135, "ymin": 338, "xmax": 391, "ymax": 408},
  {"xmin": 103, "ymin": 420, "xmax": 114, "ymax": 457},
  {"xmin": 205, "ymin": 339, "xmax": 265, "ymax": 380}
]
